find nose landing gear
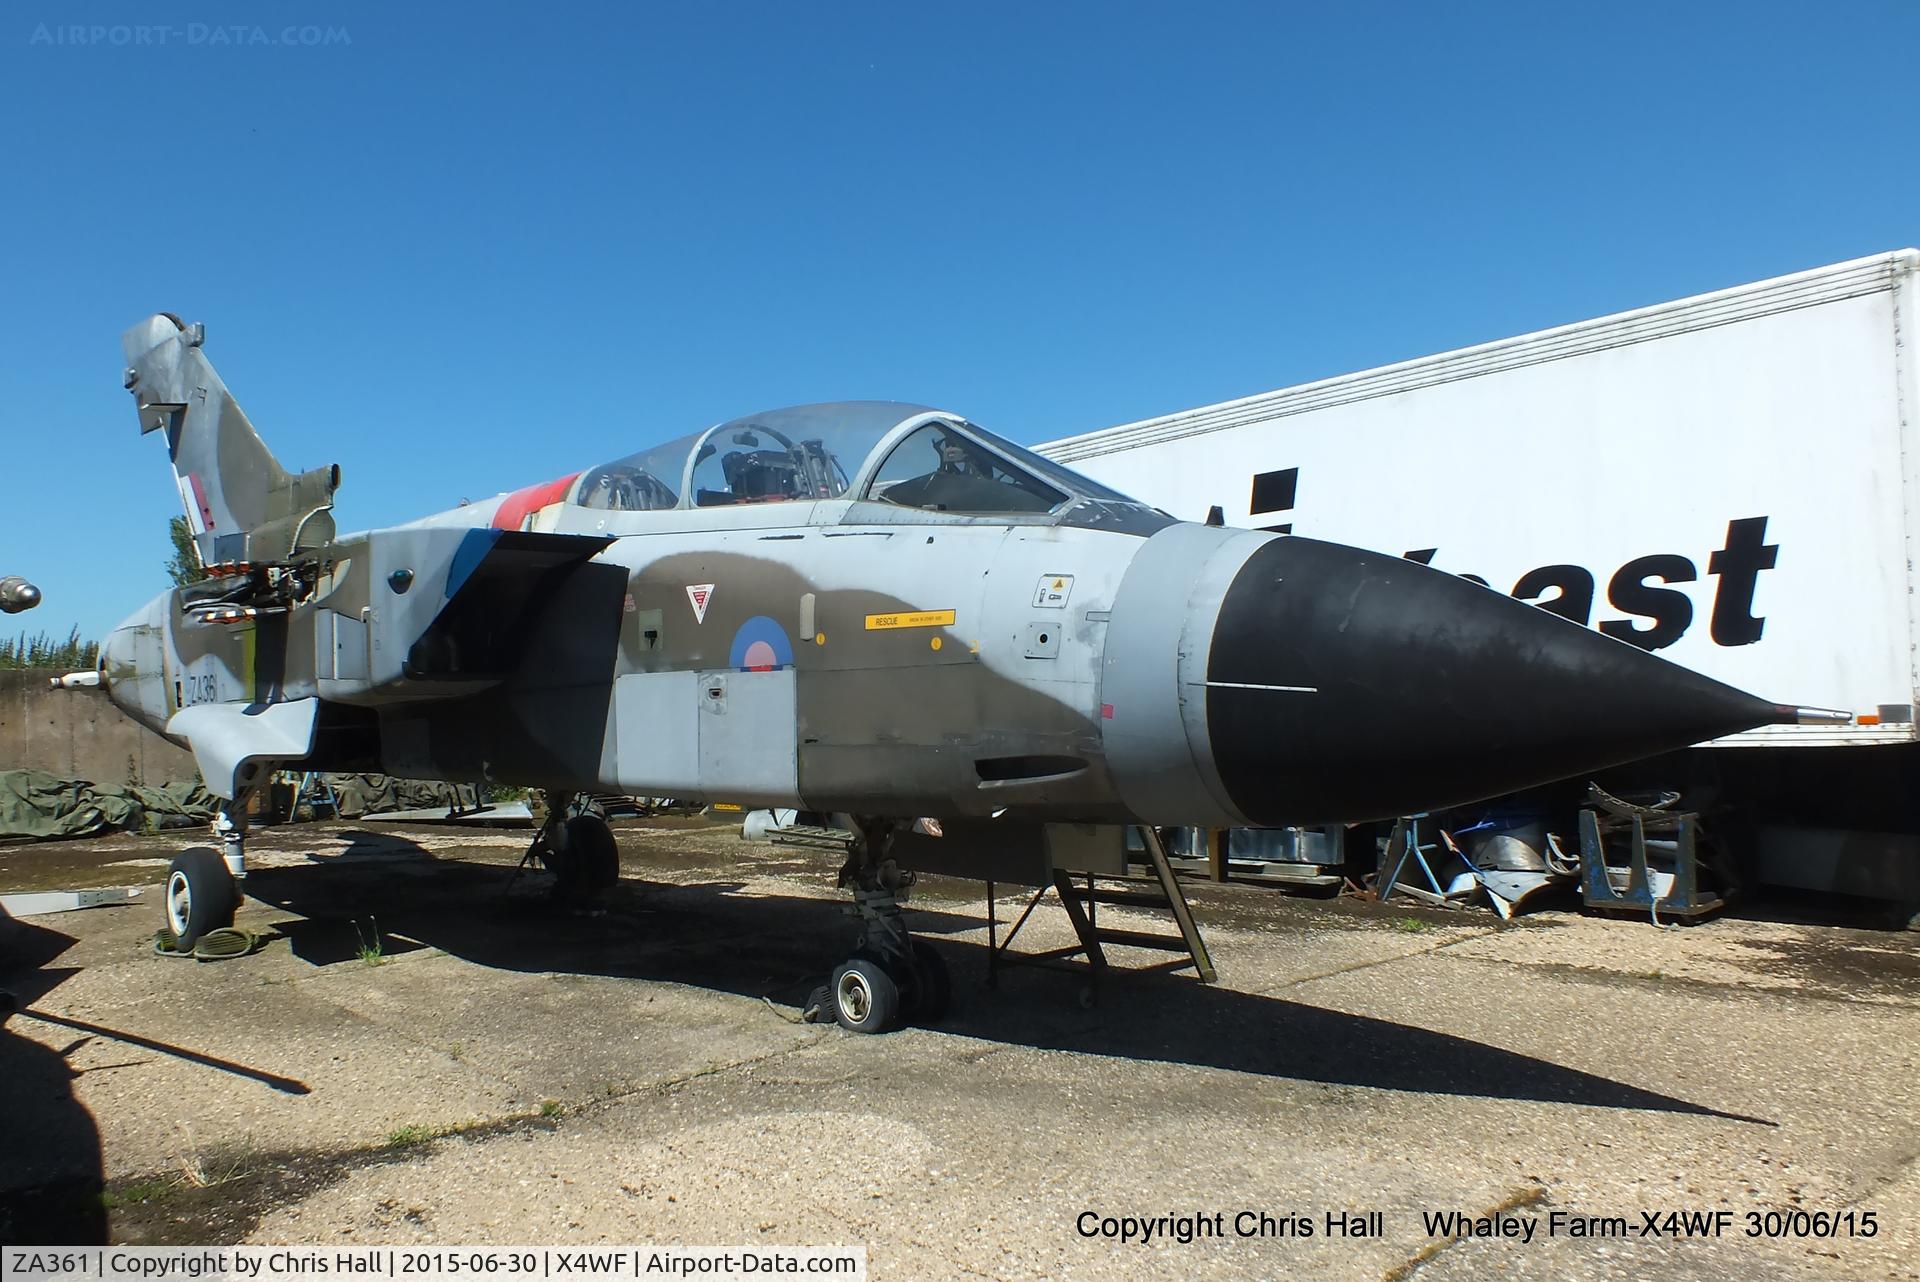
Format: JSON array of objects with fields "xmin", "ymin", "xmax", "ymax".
[
  {"xmin": 162, "ymin": 792, "xmax": 252, "ymax": 950},
  {"xmin": 810, "ymin": 818, "xmax": 951, "ymax": 1033},
  {"xmin": 521, "ymin": 791, "xmax": 620, "ymax": 902},
  {"xmin": 164, "ymin": 846, "xmax": 239, "ymax": 950}
]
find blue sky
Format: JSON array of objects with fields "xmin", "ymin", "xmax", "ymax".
[{"xmin": 4, "ymin": 1, "xmax": 1916, "ymax": 643}]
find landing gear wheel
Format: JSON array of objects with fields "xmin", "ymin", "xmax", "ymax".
[
  {"xmin": 803, "ymin": 983, "xmax": 834, "ymax": 1024},
  {"xmin": 831, "ymin": 958, "xmax": 900, "ymax": 1034},
  {"xmin": 165, "ymin": 847, "xmax": 238, "ymax": 951},
  {"xmin": 565, "ymin": 814, "xmax": 620, "ymax": 890},
  {"xmin": 546, "ymin": 814, "xmax": 619, "ymax": 897},
  {"xmin": 909, "ymin": 939, "xmax": 951, "ymax": 1023}
]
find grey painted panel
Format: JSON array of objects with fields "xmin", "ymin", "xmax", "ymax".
[
  {"xmin": 1099, "ymin": 524, "xmax": 1268, "ymax": 825},
  {"xmin": 613, "ymin": 671, "xmax": 702, "ymax": 795},
  {"xmin": 166, "ymin": 697, "xmax": 318, "ymax": 798},
  {"xmin": 323, "ymin": 610, "xmax": 368, "ymax": 682},
  {"xmin": 697, "ymin": 669, "xmax": 799, "ymax": 806}
]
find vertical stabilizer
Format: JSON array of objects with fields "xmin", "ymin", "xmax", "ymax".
[{"xmin": 121, "ymin": 314, "xmax": 339, "ymax": 566}]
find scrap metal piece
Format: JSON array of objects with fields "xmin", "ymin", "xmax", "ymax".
[
  {"xmin": 0, "ymin": 886, "xmax": 142, "ymax": 916},
  {"xmin": 1578, "ymin": 785, "xmax": 1723, "ymax": 922}
]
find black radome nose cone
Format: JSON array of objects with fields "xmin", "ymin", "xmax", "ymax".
[{"xmin": 1207, "ymin": 538, "xmax": 1786, "ymax": 825}]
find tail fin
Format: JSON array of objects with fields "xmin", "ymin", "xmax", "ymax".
[{"xmin": 121, "ymin": 314, "xmax": 340, "ymax": 567}]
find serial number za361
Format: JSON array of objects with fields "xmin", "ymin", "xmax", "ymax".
[
  {"xmin": 180, "ymin": 672, "xmax": 221, "ymax": 706},
  {"xmin": 8, "ymin": 1255, "xmax": 91, "ymax": 1274},
  {"xmin": 399, "ymin": 1254, "xmax": 539, "ymax": 1274},
  {"xmin": 1603, "ymin": 1210, "xmax": 1880, "ymax": 1238}
]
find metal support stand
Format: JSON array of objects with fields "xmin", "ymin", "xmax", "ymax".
[
  {"xmin": 1578, "ymin": 793, "xmax": 1723, "ymax": 923},
  {"xmin": 984, "ymin": 824, "xmax": 1216, "ymax": 999},
  {"xmin": 290, "ymin": 771, "xmax": 339, "ymax": 821},
  {"xmin": 1374, "ymin": 815, "xmax": 1463, "ymax": 906}
]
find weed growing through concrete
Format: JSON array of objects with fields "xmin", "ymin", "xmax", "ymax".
[
  {"xmin": 385, "ymin": 1118, "xmax": 487, "ymax": 1148},
  {"xmin": 354, "ymin": 917, "xmax": 386, "ymax": 966},
  {"xmin": 100, "ymin": 1178, "xmax": 177, "ymax": 1208},
  {"xmin": 1393, "ymin": 916, "xmax": 1435, "ymax": 933},
  {"xmin": 540, "ymin": 1100, "xmax": 565, "ymax": 1118},
  {"xmin": 171, "ymin": 1121, "xmax": 253, "ymax": 1189}
]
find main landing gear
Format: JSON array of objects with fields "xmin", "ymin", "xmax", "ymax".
[
  {"xmin": 522, "ymin": 791, "xmax": 620, "ymax": 902},
  {"xmin": 808, "ymin": 818, "xmax": 950, "ymax": 1034},
  {"xmin": 164, "ymin": 794, "xmax": 251, "ymax": 949}
]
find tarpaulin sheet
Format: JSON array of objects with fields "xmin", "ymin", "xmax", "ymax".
[
  {"xmin": 0, "ymin": 769, "xmax": 217, "ymax": 839},
  {"xmin": 319, "ymin": 773, "xmax": 474, "ymax": 818}
]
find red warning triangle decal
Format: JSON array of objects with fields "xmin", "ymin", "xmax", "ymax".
[{"xmin": 685, "ymin": 583, "xmax": 715, "ymax": 624}]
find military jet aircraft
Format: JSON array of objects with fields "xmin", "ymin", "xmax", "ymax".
[
  {"xmin": 94, "ymin": 314, "xmax": 1835, "ymax": 1031},
  {"xmin": 1, "ymin": 577, "xmax": 42, "ymax": 613}
]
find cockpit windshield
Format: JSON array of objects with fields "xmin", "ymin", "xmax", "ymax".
[
  {"xmin": 575, "ymin": 403, "xmax": 913, "ymax": 512},
  {"xmin": 571, "ymin": 401, "xmax": 1164, "ymax": 530}
]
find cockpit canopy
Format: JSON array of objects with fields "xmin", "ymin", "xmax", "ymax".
[{"xmin": 571, "ymin": 402, "xmax": 1165, "ymax": 530}]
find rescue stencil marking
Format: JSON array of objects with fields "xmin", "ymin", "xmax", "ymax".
[
  {"xmin": 686, "ymin": 583, "xmax": 714, "ymax": 624},
  {"xmin": 865, "ymin": 609, "xmax": 956, "ymax": 631}
]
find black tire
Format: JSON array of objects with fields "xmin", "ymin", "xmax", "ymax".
[
  {"xmin": 566, "ymin": 814, "xmax": 620, "ymax": 890},
  {"xmin": 165, "ymin": 847, "xmax": 238, "ymax": 950},
  {"xmin": 548, "ymin": 814, "xmax": 619, "ymax": 895},
  {"xmin": 831, "ymin": 957, "xmax": 900, "ymax": 1034},
  {"xmin": 909, "ymin": 939, "xmax": 952, "ymax": 1023}
]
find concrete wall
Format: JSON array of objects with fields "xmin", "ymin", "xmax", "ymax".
[{"xmin": 0, "ymin": 670, "xmax": 197, "ymax": 785}]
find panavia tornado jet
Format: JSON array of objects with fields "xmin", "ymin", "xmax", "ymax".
[{"xmin": 95, "ymin": 314, "xmax": 1834, "ymax": 1030}]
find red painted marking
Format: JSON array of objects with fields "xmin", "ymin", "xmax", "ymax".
[
  {"xmin": 492, "ymin": 472, "xmax": 581, "ymax": 531},
  {"xmin": 188, "ymin": 473, "xmax": 217, "ymax": 530},
  {"xmin": 1100, "ymin": 703, "xmax": 1114, "ymax": 720}
]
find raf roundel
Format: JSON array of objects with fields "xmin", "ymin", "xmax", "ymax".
[{"xmin": 729, "ymin": 615, "xmax": 795, "ymax": 672}]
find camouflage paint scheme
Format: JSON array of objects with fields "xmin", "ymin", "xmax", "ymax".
[
  {"xmin": 102, "ymin": 315, "xmax": 1802, "ymax": 863},
  {"xmin": 102, "ymin": 317, "xmax": 1196, "ymax": 831}
]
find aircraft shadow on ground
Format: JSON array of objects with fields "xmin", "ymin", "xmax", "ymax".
[
  {"xmin": 0, "ymin": 909, "xmax": 107, "ymax": 1245},
  {"xmin": 247, "ymin": 832, "xmax": 1769, "ymax": 1125}
]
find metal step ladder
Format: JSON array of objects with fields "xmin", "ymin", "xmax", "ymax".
[
  {"xmin": 988, "ymin": 825, "xmax": 1216, "ymax": 991},
  {"xmin": 767, "ymin": 823, "xmax": 859, "ymax": 854}
]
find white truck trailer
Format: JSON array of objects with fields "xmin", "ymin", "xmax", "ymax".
[{"xmin": 1041, "ymin": 250, "xmax": 1920, "ymax": 904}]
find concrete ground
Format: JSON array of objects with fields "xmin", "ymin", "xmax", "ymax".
[{"xmin": 0, "ymin": 817, "xmax": 1915, "ymax": 1281}]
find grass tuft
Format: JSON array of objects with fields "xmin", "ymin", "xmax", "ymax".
[
  {"xmin": 100, "ymin": 1178, "xmax": 177, "ymax": 1208},
  {"xmin": 354, "ymin": 917, "xmax": 387, "ymax": 967}
]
